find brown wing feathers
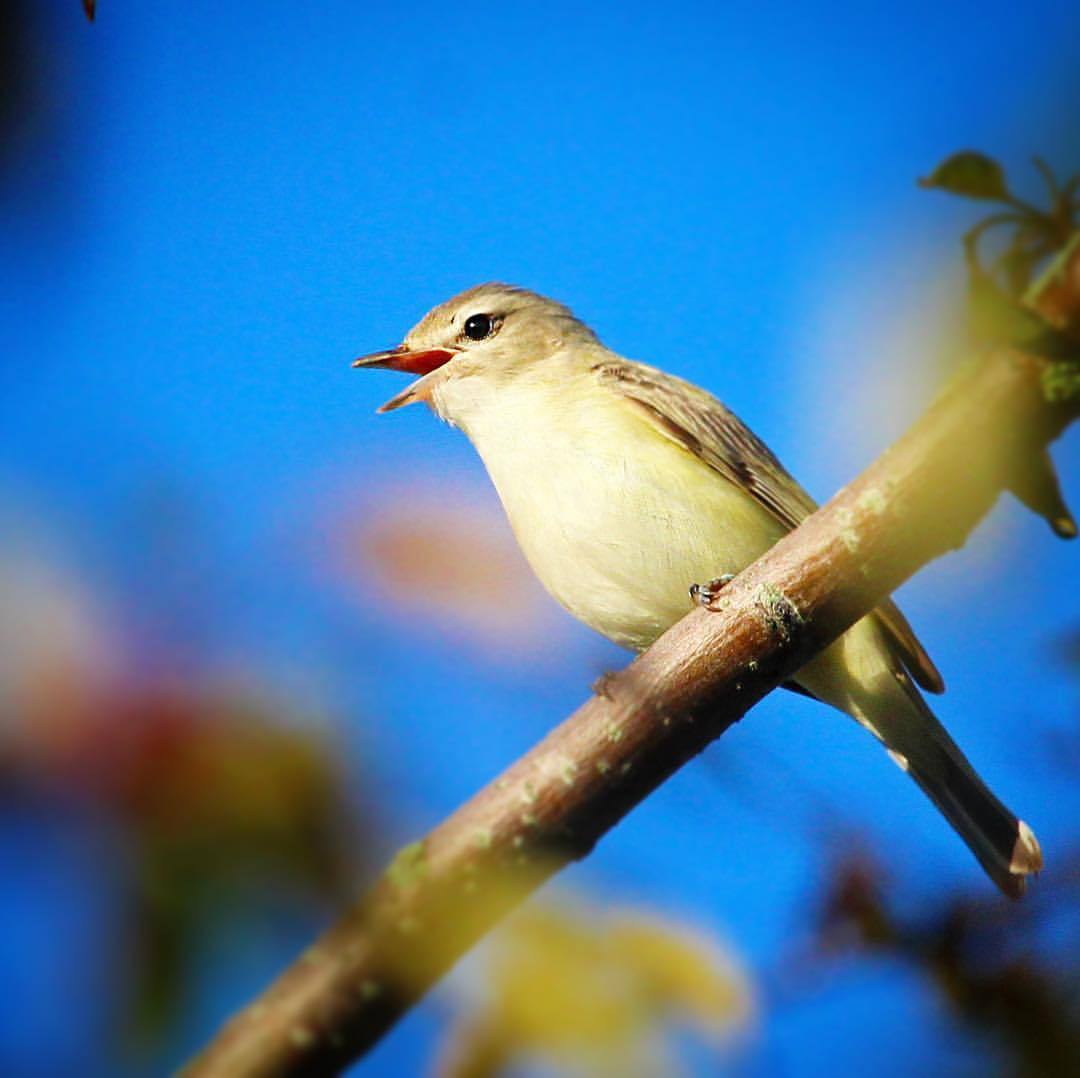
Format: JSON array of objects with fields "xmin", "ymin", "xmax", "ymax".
[{"xmin": 595, "ymin": 359, "xmax": 944, "ymax": 695}]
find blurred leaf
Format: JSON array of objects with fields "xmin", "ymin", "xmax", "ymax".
[
  {"xmin": 103, "ymin": 688, "xmax": 365, "ymax": 1046},
  {"xmin": 609, "ymin": 915, "xmax": 748, "ymax": 1035},
  {"xmin": 814, "ymin": 854, "xmax": 1080, "ymax": 1076},
  {"xmin": 0, "ymin": 499, "xmax": 380, "ymax": 1062},
  {"xmin": 967, "ymin": 268, "xmax": 1070, "ymax": 356},
  {"xmin": 919, "ymin": 151, "xmax": 1012, "ymax": 202},
  {"xmin": 437, "ymin": 900, "xmax": 751, "ymax": 1077},
  {"xmin": 1025, "ymin": 231, "xmax": 1080, "ymax": 339},
  {"xmin": 338, "ymin": 484, "xmax": 565, "ymax": 660},
  {"xmin": 999, "ymin": 239, "xmax": 1045, "ymax": 299},
  {"xmin": 487, "ymin": 907, "xmax": 644, "ymax": 1051}
]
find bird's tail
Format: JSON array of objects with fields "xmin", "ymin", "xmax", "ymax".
[
  {"xmin": 801, "ymin": 625, "xmax": 1043, "ymax": 899},
  {"xmin": 871, "ymin": 682, "xmax": 1041, "ymax": 898}
]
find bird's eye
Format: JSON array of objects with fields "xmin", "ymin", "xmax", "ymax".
[{"xmin": 464, "ymin": 313, "xmax": 494, "ymax": 341}]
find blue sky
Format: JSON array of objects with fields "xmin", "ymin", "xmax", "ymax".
[{"xmin": 2, "ymin": 2, "xmax": 1079, "ymax": 1074}]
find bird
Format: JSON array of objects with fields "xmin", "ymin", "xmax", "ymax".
[{"xmin": 353, "ymin": 283, "xmax": 1042, "ymax": 897}]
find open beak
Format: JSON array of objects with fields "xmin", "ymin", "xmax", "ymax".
[{"xmin": 352, "ymin": 345, "xmax": 457, "ymax": 413}]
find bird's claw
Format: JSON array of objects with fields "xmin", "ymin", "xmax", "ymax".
[
  {"xmin": 592, "ymin": 671, "xmax": 618, "ymax": 700},
  {"xmin": 689, "ymin": 574, "xmax": 735, "ymax": 607}
]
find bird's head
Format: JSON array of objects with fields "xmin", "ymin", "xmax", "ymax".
[{"xmin": 353, "ymin": 283, "xmax": 597, "ymax": 413}]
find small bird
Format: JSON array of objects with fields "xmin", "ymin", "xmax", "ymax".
[{"xmin": 354, "ymin": 283, "xmax": 1042, "ymax": 897}]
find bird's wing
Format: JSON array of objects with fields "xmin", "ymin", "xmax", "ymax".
[{"xmin": 594, "ymin": 358, "xmax": 944, "ymax": 694}]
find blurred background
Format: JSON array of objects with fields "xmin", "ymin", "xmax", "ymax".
[{"xmin": 2, "ymin": 2, "xmax": 1078, "ymax": 1075}]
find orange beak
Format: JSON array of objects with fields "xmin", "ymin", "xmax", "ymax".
[{"xmin": 352, "ymin": 345, "xmax": 457, "ymax": 413}]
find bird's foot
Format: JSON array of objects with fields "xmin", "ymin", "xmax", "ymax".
[
  {"xmin": 689, "ymin": 574, "xmax": 735, "ymax": 607},
  {"xmin": 592, "ymin": 671, "xmax": 618, "ymax": 700}
]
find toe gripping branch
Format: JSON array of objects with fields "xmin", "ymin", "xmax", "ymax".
[{"xmin": 689, "ymin": 575, "xmax": 736, "ymax": 608}]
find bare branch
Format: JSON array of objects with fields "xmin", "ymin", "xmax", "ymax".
[{"xmin": 184, "ymin": 281, "xmax": 1078, "ymax": 1075}]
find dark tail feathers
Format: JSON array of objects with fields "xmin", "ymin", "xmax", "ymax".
[{"xmin": 873, "ymin": 677, "xmax": 1042, "ymax": 900}]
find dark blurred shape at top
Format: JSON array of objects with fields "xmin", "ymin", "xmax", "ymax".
[
  {"xmin": 0, "ymin": 1, "xmax": 47, "ymax": 175},
  {"xmin": 0, "ymin": 0, "xmax": 85, "ymax": 230}
]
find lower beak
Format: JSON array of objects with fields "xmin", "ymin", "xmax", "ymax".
[{"xmin": 352, "ymin": 345, "xmax": 457, "ymax": 413}]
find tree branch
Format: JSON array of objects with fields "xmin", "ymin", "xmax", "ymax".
[{"xmin": 183, "ymin": 332, "xmax": 1077, "ymax": 1075}]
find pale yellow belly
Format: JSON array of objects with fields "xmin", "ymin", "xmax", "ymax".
[{"xmin": 463, "ymin": 383, "xmax": 788, "ymax": 652}]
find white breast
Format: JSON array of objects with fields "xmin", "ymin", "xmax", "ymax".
[{"xmin": 433, "ymin": 360, "xmax": 786, "ymax": 652}]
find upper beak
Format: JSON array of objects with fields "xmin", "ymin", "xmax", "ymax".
[
  {"xmin": 352, "ymin": 345, "xmax": 456, "ymax": 375},
  {"xmin": 352, "ymin": 345, "xmax": 458, "ymax": 413}
]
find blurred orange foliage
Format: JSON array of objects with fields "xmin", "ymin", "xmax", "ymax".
[
  {"xmin": 0, "ymin": 526, "xmax": 371, "ymax": 1049},
  {"xmin": 338, "ymin": 483, "xmax": 567, "ymax": 659}
]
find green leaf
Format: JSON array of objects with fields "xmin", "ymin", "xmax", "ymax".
[{"xmin": 919, "ymin": 151, "xmax": 1012, "ymax": 202}]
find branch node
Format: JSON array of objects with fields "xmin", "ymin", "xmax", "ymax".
[
  {"xmin": 753, "ymin": 583, "xmax": 805, "ymax": 645},
  {"xmin": 387, "ymin": 840, "xmax": 429, "ymax": 891}
]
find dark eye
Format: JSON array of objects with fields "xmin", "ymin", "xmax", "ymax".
[{"xmin": 464, "ymin": 313, "xmax": 493, "ymax": 341}]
